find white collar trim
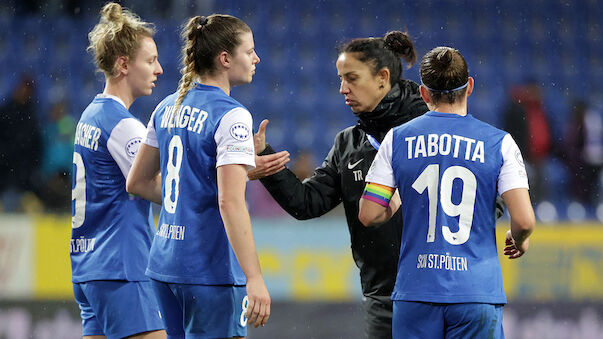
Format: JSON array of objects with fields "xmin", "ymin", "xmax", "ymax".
[{"xmin": 96, "ymin": 94, "xmax": 127, "ymax": 109}]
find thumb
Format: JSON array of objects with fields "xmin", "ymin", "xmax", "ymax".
[{"xmin": 258, "ymin": 119, "xmax": 269, "ymax": 135}]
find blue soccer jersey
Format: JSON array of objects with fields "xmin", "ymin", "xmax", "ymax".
[
  {"xmin": 71, "ymin": 94, "xmax": 154, "ymax": 282},
  {"xmin": 366, "ymin": 111, "xmax": 529, "ymax": 304},
  {"xmin": 144, "ymin": 83, "xmax": 255, "ymax": 285}
]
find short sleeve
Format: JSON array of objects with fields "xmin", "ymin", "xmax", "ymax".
[
  {"xmin": 498, "ymin": 133, "xmax": 530, "ymax": 195},
  {"xmin": 143, "ymin": 109, "xmax": 158, "ymax": 148},
  {"xmin": 214, "ymin": 107, "xmax": 255, "ymax": 170},
  {"xmin": 365, "ymin": 129, "xmax": 396, "ymax": 188},
  {"xmin": 107, "ymin": 118, "xmax": 147, "ymax": 179}
]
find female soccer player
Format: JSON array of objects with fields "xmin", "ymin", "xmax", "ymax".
[
  {"xmin": 127, "ymin": 14, "xmax": 270, "ymax": 338},
  {"xmin": 359, "ymin": 46, "xmax": 535, "ymax": 338},
  {"xmin": 70, "ymin": 2, "xmax": 165, "ymax": 339}
]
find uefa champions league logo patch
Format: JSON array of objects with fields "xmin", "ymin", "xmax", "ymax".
[
  {"xmin": 230, "ymin": 123, "xmax": 251, "ymax": 141},
  {"xmin": 125, "ymin": 137, "xmax": 143, "ymax": 157}
]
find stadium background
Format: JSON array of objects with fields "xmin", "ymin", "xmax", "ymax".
[{"xmin": 0, "ymin": 0, "xmax": 602, "ymax": 338}]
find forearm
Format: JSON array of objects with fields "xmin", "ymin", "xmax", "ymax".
[
  {"xmin": 126, "ymin": 144, "xmax": 162, "ymax": 204},
  {"xmin": 510, "ymin": 219, "xmax": 533, "ymax": 248},
  {"xmin": 259, "ymin": 145, "xmax": 341, "ymax": 219},
  {"xmin": 219, "ymin": 198, "xmax": 263, "ymax": 279}
]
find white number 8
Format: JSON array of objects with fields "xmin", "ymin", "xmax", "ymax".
[
  {"xmin": 164, "ymin": 135, "xmax": 183, "ymax": 213},
  {"xmin": 412, "ymin": 164, "xmax": 476, "ymax": 245},
  {"xmin": 240, "ymin": 295, "xmax": 249, "ymax": 326}
]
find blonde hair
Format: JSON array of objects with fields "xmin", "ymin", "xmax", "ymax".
[
  {"xmin": 169, "ymin": 14, "xmax": 250, "ymax": 131},
  {"xmin": 87, "ymin": 2, "xmax": 155, "ymax": 77}
]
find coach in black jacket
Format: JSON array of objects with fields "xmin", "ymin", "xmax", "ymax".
[{"xmin": 249, "ymin": 31, "xmax": 426, "ymax": 338}]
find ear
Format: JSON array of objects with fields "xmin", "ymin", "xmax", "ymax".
[
  {"xmin": 217, "ymin": 51, "xmax": 230, "ymax": 69},
  {"xmin": 378, "ymin": 68, "xmax": 390, "ymax": 86},
  {"xmin": 466, "ymin": 77, "xmax": 474, "ymax": 97},
  {"xmin": 116, "ymin": 56, "xmax": 129, "ymax": 76},
  {"xmin": 419, "ymin": 85, "xmax": 432, "ymax": 104}
]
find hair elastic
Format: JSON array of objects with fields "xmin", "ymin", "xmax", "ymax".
[{"xmin": 421, "ymin": 80, "xmax": 469, "ymax": 93}]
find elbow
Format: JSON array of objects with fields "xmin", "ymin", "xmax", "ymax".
[
  {"xmin": 358, "ymin": 210, "xmax": 376, "ymax": 227},
  {"xmin": 125, "ymin": 177, "xmax": 137, "ymax": 195}
]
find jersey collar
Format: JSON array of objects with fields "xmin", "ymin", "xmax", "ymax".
[{"xmin": 96, "ymin": 94, "xmax": 127, "ymax": 109}]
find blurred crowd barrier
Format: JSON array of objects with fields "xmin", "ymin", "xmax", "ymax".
[{"xmin": 0, "ymin": 214, "xmax": 602, "ymax": 338}]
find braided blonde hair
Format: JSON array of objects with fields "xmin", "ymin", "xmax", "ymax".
[
  {"xmin": 169, "ymin": 14, "xmax": 250, "ymax": 131},
  {"xmin": 87, "ymin": 2, "xmax": 155, "ymax": 77}
]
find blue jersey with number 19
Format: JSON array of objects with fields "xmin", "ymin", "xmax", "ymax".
[
  {"xmin": 144, "ymin": 83, "xmax": 255, "ymax": 285},
  {"xmin": 366, "ymin": 111, "xmax": 529, "ymax": 304},
  {"xmin": 71, "ymin": 95, "xmax": 154, "ymax": 283}
]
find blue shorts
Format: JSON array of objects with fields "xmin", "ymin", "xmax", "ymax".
[
  {"xmin": 393, "ymin": 301, "xmax": 504, "ymax": 339},
  {"xmin": 73, "ymin": 280, "xmax": 164, "ymax": 339},
  {"xmin": 150, "ymin": 279, "xmax": 247, "ymax": 339}
]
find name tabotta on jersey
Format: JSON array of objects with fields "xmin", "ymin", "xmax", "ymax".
[
  {"xmin": 404, "ymin": 134, "xmax": 485, "ymax": 163},
  {"xmin": 416, "ymin": 252, "xmax": 468, "ymax": 271}
]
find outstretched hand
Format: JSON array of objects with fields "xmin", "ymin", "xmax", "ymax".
[
  {"xmin": 254, "ymin": 119, "xmax": 270, "ymax": 154},
  {"xmin": 248, "ymin": 119, "xmax": 290, "ymax": 180}
]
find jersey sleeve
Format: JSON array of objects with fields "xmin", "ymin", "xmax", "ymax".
[
  {"xmin": 365, "ymin": 129, "xmax": 396, "ymax": 188},
  {"xmin": 214, "ymin": 107, "xmax": 255, "ymax": 170},
  {"xmin": 498, "ymin": 133, "xmax": 530, "ymax": 195},
  {"xmin": 143, "ymin": 108, "xmax": 159, "ymax": 148},
  {"xmin": 107, "ymin": 118, "xmax": 147, "ymax": 179}
]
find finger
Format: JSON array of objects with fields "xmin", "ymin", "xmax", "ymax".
[
  {"xmin": 254, "ymin": 302, "xmax": 266, "ymax": 328},
  {"xmin": 245, "ymin": 298, "xmax": 256, "ymax": 324},
  {"xmin": 258, "ymin": 119, "xmax": 269, "ymax": 135},
  {"xmin": 263, "ymin": 301, "xmax": 271, "ymax": 326},
  {"xmin": 257, "ymin": 301, "xmax": 269, "ymax": 328}
]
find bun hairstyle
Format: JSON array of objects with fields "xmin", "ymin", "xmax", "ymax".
[
  {"xmin": 419, "ymin": 46, "xmax": 469, "ymax": 104},
  {"xmin": 340, "ymin": 30, "xmax": 417, "ymax": 86},
  {"xmin": 170, "ymin": 14, "xmax": 250, "ymax": 131},
  {"xmin": 87, "ymin": 2, "xmax": 155, "ymax": 77}
]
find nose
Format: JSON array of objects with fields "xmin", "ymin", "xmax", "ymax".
[
  {"xmin": 254, "ymin": 51, "xmax": 260, "ymax": 64},
  {"xmin": 339, "ymin": 81, "xmax": 349, "ymax": 95},
  {"xmin": 156, "ymin": 60, "xmax": 164, "ymax": 75}
]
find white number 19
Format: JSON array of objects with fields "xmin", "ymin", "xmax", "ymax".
[{"xmin": 412, "ymin": 164, "xmax": 476, "ymax": 245}]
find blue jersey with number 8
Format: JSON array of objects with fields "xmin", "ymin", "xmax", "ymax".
[{"xmin": 144, "ymin": 83, "xmax": 255, "ymax": 285}]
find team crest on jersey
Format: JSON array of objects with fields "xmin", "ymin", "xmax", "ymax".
[
  {"xmin": 230, "ymin": 123, "xmax": 251, "ymax": 141},
  {"xmin": 125, "ymin": 137, "xmax": 142, "ymax": 157}
]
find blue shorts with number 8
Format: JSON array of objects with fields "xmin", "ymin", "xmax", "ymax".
[{"xmin": 150, "ymin": 279, "xmax": 248, "ymax": 339}]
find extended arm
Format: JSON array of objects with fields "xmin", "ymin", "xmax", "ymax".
[
  {"xmin": 502, "ymin": 188, "xmax": 535, "ymax": 259},
  {"xmin": 251, "ymin": 120, "xmax": 343, "ymax": 219},
  {"xmin": 126, "ymin": 144, "xmax": 162, "ymax": 204},
  {"xmin": 217, "ymin": 164, "xmax": 270, "ymax": 327}
]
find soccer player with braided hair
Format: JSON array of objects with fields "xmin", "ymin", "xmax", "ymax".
[
  {"xmin": 70, "ymin": 2, "xmax": 165, "ymax": 338},
  {"xmin": 127, "ymin": 14, "xmax": 270, "ymax": 338}
]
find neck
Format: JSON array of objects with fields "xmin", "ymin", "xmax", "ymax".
[
  {"xmin": 200, "ymin": 73, "xmax": 232, "ymax": 96},
  {"xmin": 428, "ymin": 100, "xmax": 467, "ymax": 116},
  {"xmin": 103, "ymin": 77, "xmax": 135, "ymax": 109}
]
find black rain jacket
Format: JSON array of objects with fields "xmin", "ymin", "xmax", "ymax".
[{"xmin": 259, "ymin": 79, "xmax": 428, "ymax": 298}]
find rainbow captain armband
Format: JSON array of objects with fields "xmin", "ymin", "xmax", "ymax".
[{"xmin": 362, "ymin": 182, "xmax": 395, "ymax": 207}]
